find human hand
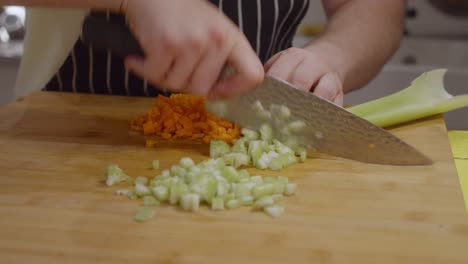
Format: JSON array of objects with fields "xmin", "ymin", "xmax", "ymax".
[
  {"xmin": 120, "ymin": 0, "xmax": 264, "ymax": 98},
  {"xmin": 264, "ymin": 46, "xmax": 344, "ymax": 106}
]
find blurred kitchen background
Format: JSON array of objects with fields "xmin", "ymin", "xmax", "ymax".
[{"xmin": 0, "ymin": 1, "xmax": 467, "ymax": 129}]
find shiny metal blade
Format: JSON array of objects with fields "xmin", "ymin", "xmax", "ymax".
[{"xmin": 206, "ymin": 76, "xmax": 433, "ymax": 166}]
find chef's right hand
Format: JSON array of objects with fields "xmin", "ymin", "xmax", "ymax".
[{"xmin": 120, "ymin": 0, "xmax": 264, "ymax": 99}]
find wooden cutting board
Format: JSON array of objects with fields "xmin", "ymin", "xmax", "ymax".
[{"xmin": 0, "ymin": 91, "xmax": 467, "ymax": 264}]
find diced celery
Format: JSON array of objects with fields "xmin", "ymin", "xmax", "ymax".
[
  {"xmin": 226, "ymin": 199, "xmax": 241, "ymax": 209},
  {"xmin": 268, "ymin": 104, "xmax": 282, "ymax": 115},
  {"xmin": 190, "ymin": 194, "xmax": 200, "ymax": 212},
  {"xmin": 106, "ymin": 164, "xmax": 131, "ymax": 186},
  {"xmin": 210, "ymin": 139, "xmax": 231, "ymax": 159},
  {"xmin": 214, "ymin": 158, "xmax": 225, "ymax": 170},
  {"xmin": 106, "ymin": 147, "xmax": 300, "ymax": 220},
  {"xmin": 134, "ymin": 207, "xmax": 156, "ymax": 222},
  {"xmin": 169, "ymin": 182, "xmax": 188, "ymax": 204},
  {"xmin": 239, "ymin": 178, "xmax": 250, "ymax": 183},
  {"xmin": 115, "ymin": 188, "xmax": 137, "ymax": 200},
  {"xmin": 232, "ymin": 138, "xmax": 248, "ymax": 154},
  {"xmin": 159, "ymin": 177, "xmax": 174, "ymax": 188},
  {"xmin": 272, "ymin": 194, "xmax": 284, "ymax": 202},
  {"xmin": 257, "ymin": 151, "xmax": 279, "ymax": 170},
  {"xmin": 250, "ymin": 175, "xmax": 263, "ymax": 185},
  {"xmin": 269, "ymin": 153, "xmax": 297, "ymax": 171},
  {"xmin": 287, "ymin": 120, "xmax": 306, "ymax": 132},
  {"xmin": 170, "ymin": 177, "xmax": 181, "ymax": 185},
  {"xmin": 273, "ymin": 182, "xmax": 286, "ymax": 194},
  {"xmin": 259, "ymin": 123, "xmax": 273, "ymax": 142},
  {"xmin": 221, "ymin": 193, "xmax": 235, "ymax": 203},
  {"xmin": 135, "ymin": 176, "xmax": 148, "ymax": 185},
  {"xmin": 231, "ymin": 183, "xmax": 237, "ymax": 193},
  {"xmin": 181, "ymin": 193, "xmax": 200, "ymax": 212},
  {"xmin": 211, "ymin": 197, "xmax": 224, "ymax": 210},
  {"xmin": 263, "ymin": 176, "xmax": 276, "ymax": 184},
  {"xmin": 295, "ymin": 148, "xmax": 307, "ymax": 162},
  {"xmin": 253, "ymin": 183, "xmax": 275, "ymax": 199},
  {"xmin": 223, "ymin": 153, "xmax": 250, "ymax": 168},
  {"xmin": 185, "ymin": 171, "xmax": 198, "ymax": 185},
  {"xmin": 235, "ymin": 183, "xmax": 252, "ymax": 198},
  {"xmin": 217, "ymin": 181, "xmax": 228, "ymax": 196},
  {"xmin": 150, "ymin": 178, "xmax": 161, "ymax": 187},
  {"xmin": 143, "ymin": 196, "xmax": 160, "ymax": 206},
  {"xmin": 189, "ymin": 183, "xmax": 204, "ymax": 197},
  {"xmin": 241, "ymin": 128, "xmax": 259, "ymax": 140},
  {"xmin": 256, "ymin": 153, "xmax": 271, "ymax": 170},
  {"xmin": 239, "ymin": 195, "xmax": 254, "ymax": 206},
  {"xmin": 261, "ymin": 142, "xmax": 274, "ymax": 152},
  {"xmin": 244, "ymin": 181, "xmax": 257, "ymax": 192},
  {"xmin": 205, "ymin": 179, "xmax": 218, "ymax": 202},
  {"xmin": 233, "ymin": 153, "xmax": 250, "ymax": 168},
  {"xmin": 115, "ymin": 188, "xmax": 131, "ymax": 196},
  {"xmin": 152, "ymin": 160, "xmax": 160, "ymax": 170},
  {"xmin": 285, "ymin": 183, "xmax": 297, "ymax": 196},
  {"xmin": 273, "ymin": 140, "xmax": 294, "ymax": 155},
  {"xmin": 277, "ymin": 176, "xmax": 288, "ymax": 185},
  {"xmin": 152, "ymin": 186, "xmax": 169, "ymax": 201},
  {"xmin": 238, "ymin": 169, "xmax": 250, "ymax": 181},
  {"xmin": 161, "ymin": 169, "xmax": 171, "ymax": 178},
  {"xmin": 221, "ymin": 166, "xmax": 239, "ymax": 182},
  {"xmin": 171, "ymin": 165, "xmax": 187, "ymax": 178},
  {"xmin": 279, "ymin": 105, "xmax": 291, "ymax": 120},
  {"xmin": 248, "ymin": 140, "xmax": 263, "ymax": 166},
  {"xmin": 180, "ymin": 157, "xmax": 195, "ymax": 169},
  {"xmin": 264, "ymin": 205, "xmax": 284, "ymax": 218},
  {"xmin": 252, "ymin": 100, "xmax": 265, "ymax": 112},
  {"xmin": 135, "ymin": 183, "xmax": 152, "ymax": 196},
  {"xmin": 253, "ymin": 196, "xmax": 275, "ymax": 209},
  {"xmin": 252, "ymin": 101, "xmax": 271, "ymax": 120}
]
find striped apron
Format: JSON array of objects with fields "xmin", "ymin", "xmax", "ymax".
[{"xmin": 43, "ymin": 0, "xmax": 310, "ymax": 97}]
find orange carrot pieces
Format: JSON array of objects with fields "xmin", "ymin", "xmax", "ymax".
[{"xmin": 130, "ymin": 94, "xmax": 240, "ymax": 145}]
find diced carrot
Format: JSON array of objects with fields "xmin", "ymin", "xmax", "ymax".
[{"xmin": 130, "ymin": 94, "xmax": 240, "ymax": 145}]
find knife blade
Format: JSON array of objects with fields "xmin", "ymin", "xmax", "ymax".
[{"xmin": 81, "ymin": 16, "xmax": 433, "ymax": 166}]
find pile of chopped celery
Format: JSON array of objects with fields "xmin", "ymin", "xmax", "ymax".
[
  {"xmin": 106, "ymin": 101, "xmax": 306, "ymax": 222},
  {"xmin": 210, "ymin": 128, "xmax": 306, "ymax": 171},
  {"xmin": 106, "ymin": 158, "xmax": 297, "ymax": 221},
  {"xmin": 209, "ymin": 101, "xmax": 307, "ymax": 171}
]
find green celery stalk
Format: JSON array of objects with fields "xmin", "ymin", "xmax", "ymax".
[{"xmin": 349, "ymin": 69, "xmax": 468, "ymax": 128}]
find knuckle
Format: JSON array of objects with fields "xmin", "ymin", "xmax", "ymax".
[
  {"xmin": 165, "ymin": 78, "xmax": 184, "ymax": 92},
  {"xmin": 186, "ymin": 34, "xmax": 205, "ymax": 51},
  {"xmin": 284, "ymin": 47, "xmax": 304, "ymax": 57},
  {"xmin": 207, "ymin": 25, "xmax": 225, "ymax": 48},
  {"xmin": 161, "ymin": 34, "xmax": 181, "ymax": 52}
]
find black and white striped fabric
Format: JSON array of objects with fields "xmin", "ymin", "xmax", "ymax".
[{"xmin": 44, "ymin": 0, "xmax": 310, "ymax": 96}]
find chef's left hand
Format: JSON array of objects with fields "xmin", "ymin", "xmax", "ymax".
[{"xmin": 265, "ymin": 46, "xmax": 344, "ymax": 106}]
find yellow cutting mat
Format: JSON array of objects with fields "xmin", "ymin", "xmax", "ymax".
[{"xmin": 448, "ymin": 131, "xmax": 468, "ymax": 211}]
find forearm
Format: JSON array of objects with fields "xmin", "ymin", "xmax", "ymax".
[
  {"xmin": 305, "ymin": 0, "xmax": 405, "ymax": 93},
  {"xmin": 0, "ymin": 0, "xmax": 122, "ymax": 11}
]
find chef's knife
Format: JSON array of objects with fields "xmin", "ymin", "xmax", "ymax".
[{"xmin": 81, "ymin": 16, "xmax": 433, "ymax": 166}]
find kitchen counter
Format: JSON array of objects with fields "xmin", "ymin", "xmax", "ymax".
[
  {"xmin": 448, "ymin": 131, "xmax": 468, "ymax": 210},
  {"xmin": 0, "ymin": 91, "xmax": 467, "ymax": 264}
]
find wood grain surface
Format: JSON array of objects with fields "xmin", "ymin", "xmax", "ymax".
[{"xmin": 0, "ymin": 91, "xmax": 467, "ymax": 264}]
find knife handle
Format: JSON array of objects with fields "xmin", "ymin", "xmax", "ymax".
[{"xmin": 81, "ymin": 15, "xmax": 233, "ymax": 80}]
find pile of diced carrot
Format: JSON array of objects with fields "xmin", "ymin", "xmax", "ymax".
[{"xmin": 130, "ymin": 94, "xmax": 240, "ymax": 145}]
